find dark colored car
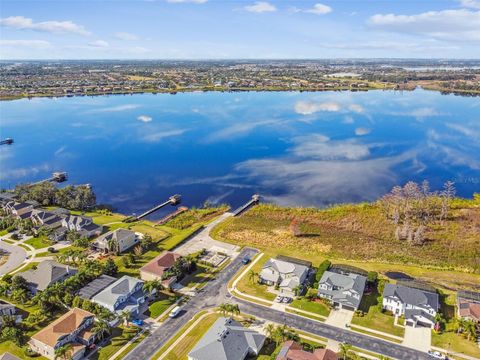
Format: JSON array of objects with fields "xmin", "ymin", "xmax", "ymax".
[{"xmin": 242, "ymin": 256, "xmax": 250, "ymax": 265}]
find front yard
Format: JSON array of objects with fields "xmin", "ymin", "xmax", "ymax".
[
  {"xmin": 350, "ymin": 289, "xmax": 405, "ymax": 338},
  {"xmin": 90, "ymin": 326, "xmax": 141, "ymax": 360},
  {"xmin": 236, "ymin": 258, "xmax": 276, "ymax": 301},
  {"xmin": 24, "ymin": 235, "xmax": 52, "ymax": 249},
  {"xmin": 432, "ymin": 331, "xmax": 480, "ymax": 358},
  {"xmin": 290, "ymin": 298, "xmax": 331, "ymax": 317},
  {"xmin": 146, "ymin": 292, "xmax": 178, "ymax": 318}
]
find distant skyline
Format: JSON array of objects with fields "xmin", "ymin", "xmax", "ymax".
[{"xmin": 1, "ymin": 0, "xmax": 480, "ymax": 59}]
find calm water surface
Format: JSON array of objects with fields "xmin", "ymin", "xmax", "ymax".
[{"xmin": 1, "ymin": 89, "xmax": 479, "ymax": 216}]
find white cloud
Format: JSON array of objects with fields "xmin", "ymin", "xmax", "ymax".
[
  {"xmin": 409, "ymin": 107, "xmax": 441, "ymax": 119},
  {"xmin": 89, "ymin": 40, "xmax": 109, "ymax": 48},
  {"xmin": 0, "ymin": 39, "xmax": 51, "ymax": 48},
  {"xmin": 459, "ymin": 0, "xmax": 480, "ymax": 9},
  {"xmin": 348, "ymin": 104, "xmax": 364, "ymax": 113},
  {"xmin": 244, "ymin": 1, "xmax": 277, "ymax": 13},
  {"xmin": 137, "ymin": 115, "xmax": 153, "ymax": 122},
  {"xmin": 355, "ymin": 127, "xmax": 371, "ymax": 136},
  {"xmin": 343, "ymin": 116, "xmax": 354, "ymax": 124},
  {"xmin": 291, "ymin": 134, "xmax": 371, "ymax": 160},
  {"xmin": 0, "ymin": 16, "xmax": 90, "ymax": 36},
  {"xmin": 206, "ymin": 119, "xmax": 280, "ymax": 142},
  {"xmin": 166, "ymin": 0, "xmax": 208, "ymax": 3},
  {"xmin": 305, "ymin": 3, "xmax": 332, "ymax": 15},
  {"xmin": 142, "ymin": 129, "xmax": 188, "ymax": 142},
  {"xmin": 369, "ymin": 9, "xmax": 480, "ymax": 41},
  {"xmin": 114, "ymin": 32, "xmax": 139, "ymax": 41},
  {"xmin": 294, "ymin": 101, "xmax": 341, "ymax": 115}
]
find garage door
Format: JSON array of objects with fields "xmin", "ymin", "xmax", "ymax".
[
  {"xmin": 416, "ymin": 320, "xmax": 432, "ymax": 328},
  {"xmin": 342, "ymin": 305, "xmax": 355, "ymax": 311}
]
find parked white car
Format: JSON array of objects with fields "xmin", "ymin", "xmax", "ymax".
[
  {"xmin": 428, "ymin": 350, "xmax": 447, "ymax": 359},
  {"xmin": 169, "ymin": 306, "xmax": 182, "ymax": 318}
]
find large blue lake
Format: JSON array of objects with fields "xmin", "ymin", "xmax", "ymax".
[{"xmin": 1, "ymin": 89, "xmax": 479, "ymax": 217}]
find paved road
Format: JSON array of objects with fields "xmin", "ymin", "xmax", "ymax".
[
  {"xmin": 123, "ymin": 247, "xmax": 259, "ymax": 360},
  {"xmin": 234, "ymin": 298, "xmax": 432, "ymax": 360},
  {"xmin": 0, "ymin": 238, "xmax": 27, "ymax": 276},
  {"xmin": 124, "ymin": 246, "xmax": 432, "ymax": 360}
]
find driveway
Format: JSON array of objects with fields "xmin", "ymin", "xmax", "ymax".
[
  {"xmin": 0, "ymin": 238, "xmax": 27, "ymax": 276},
  {"xmin": 403, "ymin": 325, "xmax": 432, "ymax": 352},
  {"xmin": 325, "ymin": 308, "xmax": 354, "ymax": 328},
  {"xmin": 174, "ymin": 212, "xmax": 239, "ymax": 257}
]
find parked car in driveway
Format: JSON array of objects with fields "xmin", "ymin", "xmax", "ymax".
[
  {"xmin": 275, "ymin": 296, "xmax": 284, "ymax": 303},
  {"xmin": 169, "ymin": 306, "xmax": 182, "ymax": 318},
  {"xmin": 132, "ymin": 319, "xmax": 144, "ymax": 326}
]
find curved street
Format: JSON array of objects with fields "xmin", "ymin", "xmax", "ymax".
[
  {"xmin": 123, "ymin": 247, "xmax": 432, "ymax": 360},
  {"xmin": 0, "ymin": 238, "xmax": 27, "ymax": 276}
]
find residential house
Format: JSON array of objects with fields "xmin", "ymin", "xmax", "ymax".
[
  {"xmin": 382, "ymin": 283, "xmax": 439, "ymax": 328},
  {"xmin": 140, "ymin": 251, "xmax": 181, "ymax": 288},
  {"xmin": 188, "ymin": 317, "xmax": 265, "ymax": 360},
  {"xmin": 19, "ymin": 260, "xmax": 77, "ymax": 294},
  {"xmin": 31, "ymin": 209, "xmax": 63, "ymax": 229},
  {"xmin": 91, "ymin": 228, "xmax": 138, "ymax": 254},
  {"xmin": 77, "ymin": 274, "xmax": 117, "ymax": 300},
  {"xmin": 4, "ymin": 201, "xmax": 34, "ymax": 219},
  {"xmin": 0, "ymin": 299, "xmax": 22, "ymax": 326},
  {"xmin": 62, "ymin": 215, "xmax": 102, "ymax": 238},
  {"xmin": 91, "ymin": 275, "xmax": 146, "ymax": 316},
  {"xmin": 317, "ymin": 271, "xmax": 367, "ymax": 311},
  {"xmin": 457, "ymin": 290, "xmax": 480, "ymax": 323},
  {"xmin": 29, "ymin": 308, "xmax": 96, "ymax": 360},
  {"xmin": 276, "ymin": 341, "xmax": 337, "ymax": 360},
  {"xmin": 0, "ymin": 353, "xmax": 21, "ymax": 360},
  {"xmin": 259, "ymin": 257, "xmax": 309, "ymax": 296}
]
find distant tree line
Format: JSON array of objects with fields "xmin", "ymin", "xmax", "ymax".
[
  {"xmin": 379, "ymin": 180, "xmax": 456, "ymax": 245},
  {"xmin": 14, "ymin": 182, "xmax": 96, "ymax": 211}
]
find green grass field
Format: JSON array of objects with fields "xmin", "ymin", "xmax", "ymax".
[
  {"xmin": 90, "ymin": 326, "xmax": 140, "ymax": 360},
  {"xmin": 290, "ymin": 298, "xmax": 331, "ymax": 317},
  {"xmin": 147, "ymin": 293, "xmax": 177, "ymax": 318},
  {"xmin": 236, "ymin": 258, "xmax": 276, "ymax": 301},
  {"xmin": 24, "ymin": 236, "xmax": 52, "ymax": 249}
]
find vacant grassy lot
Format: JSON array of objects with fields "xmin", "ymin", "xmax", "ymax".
[
  {"xmin": 432, "ymin": 331, "xmax": 480, "ymax": 357},
  {"xmin": 212, "ymin": 201, "xmax": 480, "ymax": 290}
]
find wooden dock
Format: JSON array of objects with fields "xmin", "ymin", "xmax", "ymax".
[
  {"xmin": 30, "ymin": 172, "xmax": 68, "ymax": 186},
  {"xmin": 233, "ymin": 194, "xmax": 260, "ymax": 216},
  {"xmin": 155, "ymin": 206, "xmax": 188, "ymax": 225},
  {"xmin": 124, "ymin": 194, "xmax": 182, "ymax": 223}
]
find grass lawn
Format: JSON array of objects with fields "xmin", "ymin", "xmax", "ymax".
[
  {"xmin": 236, "ymin": 258, "xmax": 276, "ymax": 301},
  {"xmin": 146, "ymin": 293, "xmax": 177, "ymax": 318},
  {"xmin": 90, "ymin": 326, "xmax": 140, "ymax": 360},
  {"xmin": 114, "ymin": 330, "xmax": 149, "ymax": 360},
  {"xmin": 211, "ymin": 202, "xmax": 480, "ymax": 291},
  {"xmin": 351, "ymin": 289, "xmax": 404, "ymax": 338},
  {"xmin": 290, "ymin": 298, "xmax": 331, "ymax": 317},
  {"xmin": 162, "ymin": 312, "xmax": 221, "ymax": 360},
  {"xmin": 432, "ymin": 331, "xmax": 480, "ymax": 358},
  {"xmin": 24, "ymin": 236, "xmax": 52, "ymax": 249},
  {"xmin": 179, "ymin": 263, "xmax": 213, "ymax": 288}
]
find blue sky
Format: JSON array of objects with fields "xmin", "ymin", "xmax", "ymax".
[{"xmin": 1, "ymin": 0, "xmax": 479, "ymax": 59}]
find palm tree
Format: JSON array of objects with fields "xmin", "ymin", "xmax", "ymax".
[
  {"xmin": 228, "ymin": 304, "xmax": 240, "ymax": 317},
  {"xmin": 54, "ymin": 343, "xmax": 73, "ymax": 360},
  {"xmin": 339, "ymin": 342, "xmax": 353, "ymax": 360},
  {"xmin": 217, "ymin": 303, "xmax": 229, "ymax": 316},
  {"xmin": 293, "ymin": 285, "xmax": 302, "ymax": 297},
  {"xmin": 92, "ymin": 320, "xmax": 111, "ymax": 342},
  {"xmin": 107, "ymin": 238, "xmax": 119, "ymax": 255},
  {"xmin": 247, "ymin": 270, "xmax": 258, "ymax": 284},
  {"xmin": 464, "ymin": 319, "xmax": 477, "ymax": 341},
  {"xmin": 142, "ymin": 279, "xmax": 164, "ymax": 296},
  {"xmin": 265, "ymin": 323, "xmax": 275, "ymax": 340},
  {"xmin": 119, "ymin": 310, "xmax": 131, "ymax": 326}
]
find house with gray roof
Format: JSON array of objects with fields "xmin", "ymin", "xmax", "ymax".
[
  {"xmin": 61, "ymin": 215, "xmax": 102, "ymax": 238},
  {"xmin": 78, "ymin": 274, "xmax": 117, "ymax": 300},
  {"xmin": 91, "ymin": 275, "xmax": 146, "ymax": 316},
  {"xmin": 91, "ymin": 228, "xmax": 138, "ymax": 254},
  {"xmin": 0, "ymin": 299, "xmax": 22, "ymax": 326},
  {"xmin": 259, "ymin": 258, "xmax": 309, "ymax": 296},
  {"xmin": 382, "ymin": 283, "xmax": 439, "ymax": 328},
  {"xmin": 317, "ymin": 271, "xmax": 366, "ymax": 310},
  {"xmin": 19, "ymin": 260, "xmax": 77, "ymax": 294},
  {"xmin": 31, "ymin": 209, "xmax": 63, "ymax": 229},
  {"xmin": 188, "ymin": 317, "xmax": 265, "ymax": 360},
  {"xmin": 0, "ymin": 352, "xmax": 21, "ymax": 360}
]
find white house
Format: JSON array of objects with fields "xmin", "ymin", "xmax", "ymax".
[
  {"xmin": 91, "ymin": 228, "xmax": 139, "ymax": 254},
  {"xmin": 61, "ymin": 215, "xmax": 102, "ymax": 238},
  {"xmin": 382, "ymin": 283, "xmax": 439, "ymax": 328},
  {"xmin": 259, "ymin": 258, "xmax": 309, "ymax": 296}
]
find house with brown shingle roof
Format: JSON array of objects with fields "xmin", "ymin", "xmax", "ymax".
[
  {"xmin": 29, "ymin": 308, "xmax": 95, "ymax": 360},
  {"xmin": 457, "ymin": 290, "xmax": 480, "ymax": 323},
  {"xmin": 140, "ymin": 251, "xmax": 181, "ymax": 288},
  {"xmin": 276, "ymin": 341, "xmax": 338, "ymax": 360}
]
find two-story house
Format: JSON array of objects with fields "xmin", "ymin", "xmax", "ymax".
[
  {"xmin": 91, "ymin": 228, "xmax": 138, "ymax": 255},
  {"xmin": 4, "ymin": 201, "xmax": 34, "ymax": 219},
  {"xmin": 29, "ymin": 308, "xmax": 96, "ymax": 360},
  {"xmin": 317, "ymin": 271, "xmax": 367, "ymax": 311},
  {"xmin": 0, "ymin": 299, "xmax": 22, "ymax": 326},
  {"xmin": 31, "ymin": 209, "xmax": 63, "ymax": 229},
  {"xmin": 259, "ymin": 257, "xmax": 310, "ymax": 296},
  {"xmin": 382, "ymin": 283, "xmax": 439, "ymax": 328},
  {"xmin": 91, "ymin": 275, "xmax": 146, "ymax": 316},
  {"xmin": 61, "ymin": 215, "xmax": 102, "ymax": 238}
]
